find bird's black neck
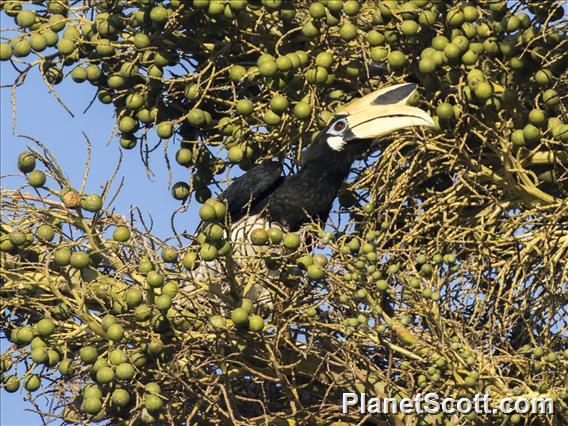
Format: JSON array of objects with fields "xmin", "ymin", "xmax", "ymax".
[{"xmin": 266, "ymin": 138, "xmax": 362, "ymax": 230}]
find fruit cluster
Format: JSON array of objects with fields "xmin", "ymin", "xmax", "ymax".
[{"xmin": 1, "ymin": 0, "xmax": 566, "ymax": 203}]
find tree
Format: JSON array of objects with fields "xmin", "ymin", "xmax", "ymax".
[{"xmin": 1, "ymin": 0, "xmax": 566, "ymax": 424}]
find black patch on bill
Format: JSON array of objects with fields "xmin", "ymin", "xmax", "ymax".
[{"xmin": 372, "ymin": 83, "xmax": 417, "ymax": 105}]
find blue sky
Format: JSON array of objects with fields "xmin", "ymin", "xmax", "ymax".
[{"xmin": 0, "ymin": 54, "xmax": 202, "ymax": 425}]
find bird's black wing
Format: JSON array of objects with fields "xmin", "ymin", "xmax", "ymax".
[{"xmin": 219, "ymin": 161, "xmax": 284, "ymax": 222}]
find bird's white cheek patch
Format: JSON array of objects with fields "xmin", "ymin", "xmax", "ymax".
[{"xmin": 327, "ymin": 136, "xmax": 346, "ymax": 151}]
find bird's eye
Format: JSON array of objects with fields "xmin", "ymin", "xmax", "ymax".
[{"xmin": 332, "ymin": 119, "xmax": 346, "ymax": 133}]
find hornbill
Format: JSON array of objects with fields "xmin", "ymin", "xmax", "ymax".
[{"xmin": 187, "ymin": 83, "xmax": 434, "ymax": 302}]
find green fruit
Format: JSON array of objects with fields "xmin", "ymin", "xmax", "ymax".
[
  {"xmin": 111, "ymin": 388, "xmax": 130, "ymax": 407},
  {"xmin": 54, "ymin": 247, "xmax": 72, "ymax": 265},
  {"xmin": 387, "ymin": 51, "xmax": 407, "ymax": 69},
  {"xmin": 83, "ymin": 385, "xmax": 103, "ymax": 400},
  {"xmin": 315, "ymin": 51, "xmax": 333, "ymax": 68},
  {"xmin": 144, "ymin": 382, "xmax": 161, "ymax": 394},
  {"xmin": 133, "ymin": 304, "xmax": 152, "ymax": 321},
  {"xmin": 9, "ymin": 230, "xmax": 26, "ymax": 246},
  {"xmin": 523, "ymin": 124, "xmax": 541, "ymax": 143},
  {"xmin": 269, "ymin": 94, "xmax": 289, "ymax": 113},
  {"xmin": 146, "ymin": 271, "xmax": 164, "ymax": 288},
  {"xmin": 327, "ymin": 0, "xmax": 343, "ymax": 12},
  {"xmin": 401, "ymin": 20, "xmax": 419, "ymax": 36},
  {"xmin": 150, "ymin": 5, "xmax": 168, "ymax": 22},
  {"xmin": 162, "ymin": 281, "xmax": 179, "ymax": 297},
  {"xmin": 227, "ymin": 146, "xmax": 244, "ymax": 163},
  {"xmin": 231, "ymin": 308, "xmax": 249, "ymax": 326},
  {"xmin": 125, "ymin": 287, "xmax": 143, "ymax": 308},
  {"xmin": 295, "ymin": 50, "xmax": 309, "ymax": 66},
  {"xmin": 461, "ymin": 50, "xmax": 478, "ymax": 65},
  {"xmin": 367, "ymin": 30, "xmax": 385, "ymax": 46},
  {"xmin": 308, "ymin": 2, "xmax": 325, "ymax": 18},
  {"xmin": 432, "ymin": 35, "xmax": 449, "ymax": 51},
  {"xmin": 419, "ymin": 58, "xmax": 436, "ymax": 74},
  {"xmin": 171, "ymin": 182, "xmax": 190, "ymax": 200},
  {"xmin": 156, "ymin": 122, "xmax": 174, "ymax": 139},
  {"xmin": 18, "ymin": 152, "xmax": 36, "ymax": 173},
  {"xmin": 199, "ymin": 204, "xmax": 217, "ymax": 221},
  {"xmin": 293, "ymin": 102, "xmax": 312, "ymax": 119},
  {"xmin": 534, "ymin": 69, "xmax": 553, "ymax": 86},
  {"xmin": 339, "ymin": 23, "xmax": 358, "ymax": 41},
  {"xmin": 81, "ymin": 194, "xmax": 103, "ymax": 212},
  {"xmin": 474, "ymin": 82, "xmax": 493, "ymax": 100},
  {"xmin": 0, "ymin": 43, "xmax": 12, "ymax": 61},
  {"xmin": 155, "ymin": 294, "xmax": 172, "ymax": 310},
  {"xmin": 36, "ymin": 319, "xmax": 55, "ymax": 337},
  {"xmin": 144, "ymin": 394, "xmax": 163, "ymax": 412},
  {"xmin": 343, "ymin": 0, "xmax": 360, "ymax": 16},
  {"xmin": 511, "ymin": 129, "xmax": 526, "ymax": 147},
  {"xmin": 263, "ymin": 110, "xmax": 281, "ymax": 126},
  {"xmin": 161, "ymin": 246, "xmax": 178, "ymax": 263},
  {"xmin": 436, "ymin": 103, "xmax": 454, "ymax": 120},
  {"xmin": 266, "ymin": 227, "xmax": 283, "ymax": 244},
  {"xmin": 113, "ymin": 226, "xmax": 131, "ymax": 242},
  {"xmin": 205, "ymin": 224, "xmax": 224, "ymax": 242},
  {"xmin": 443, "ymin": 43, "xmax": 461, "ymax": 61},
  {"xmin": 83, "ymin": 397, "xmax": 102, "ymax": 415},
  {"xmin": 30, "ymin": 337, "xmax": 46, "ymax": 350},
  {"xmin": 125, "ymin": 93, "xmax": 145, "ymax": 110},
  {"xmin": 133, "ymin": 33, "xmax": 150, "ymax": 49},
  {"xmin": 283, "ymin": 233, "xmax": 301, "ymax": 250},
  {"xmin": 80, "ymin": 346, "xmax": 98, "ymax": 364},
  {"xmin": 57, "ymin": 38, "xmax": 75, "ymax": 55},
  {"xmin": 200, "ymin": 243, "xmax": 218, "ymax": 261},
  {"xmin": 248, "ymin": 315, "xmax": 264, "ymax": 331},
  {"xmin": 370, "ymin": 46, "xmax": 388, "ymax": 62},
  {"xmin": 15, "ymin": 327, "xmax": 34, "ymax": 345},
  {"xmin": 184, "ymin": 84, "xmax": 200, "ymax": 100},
  {"xmin": 12, "ymin": 39, "xmax": 31, "ymax": 57},
  {"xmin": 29, "ymin": 33, "xmax": 48, "ymax": 52},
  {"xmin": 228, "ymin": 65, "xmax": 246, "ymax": 82},
  {"xmin": 70, "ymin": 66, "xmax": 87, "ymax": 82},
  {"xmin": 306, "ymin": 67, "xmax": 328, "ymax": 85},
  {"xmin": 36, "ymin": 224, "xmax": 55, "ymax": 242},
  {"xmin": 307, "ymin": 265, "xmax": 324, "ymax": 280},
  {"xmin": 542, "ymin": 89, "xmax": 559, "ymax": 108},
  {"xmin": 69, "ymin": 251, "xmax": 90, "ymax": 269},
  {"xmin": 236, "ymin": 99, "xmax": 254, "ymax": 115},
  {"xmin": 106, "ymin": 323, "xmax": 124, "ymax": 342},
  {"xmin": 421, "ymin": 264, "xmax": 433, "ymax": 275},
  {"xmin": 297, "ymin": 255, "xmax": 314, "ymax": 269},
  {"xmin": 301, "ymin": 21, "xmax": 319, "ymax": 38},
  {"xmin": 258, "ymin": 60, "xmax": 277, "ymax": 77},
  {"xmin": 446, "ymin": 9, "xmax": 464, "ymax": 27},
  {"xmin": 16, "ymin": 10, "xmax": 36, "ymax": 28},
  {"xmin": 96, "ymin": 366, "xmax": 115, "ymax": 384},
  {"xmin": 4, "ymin": 376, "xmax": 20, "ymax": 393},
  {"xmin": 510, "ymin": 414, "xmax": 522, "ymax": 424},
  {"xmin": 506, "ymin": 16, "xmax": 520, "ymax": 32},
  {"xmin": 108, "ymin": 349, "xmax": 127, "ymax": 366},
  {"xmin": 463, "ymin": 5, "xmax": 479, "ymax": 22},
  {"xmin": 275, "ymin": 56, "xmax": 292, "ymax": 71},
  {"xmin": 31, "ymin": 347, "xmax": 49, "ymax": 364},
  {"xmin": 24, "ymin": 375, "xmax": 41, "ymax": 392},
  {"xmin": 528, "ymin": 109, "xmax": 547, "ymax": 127},
  {"xmin": 186, "ymin": 109, "xmax": 205, "ymax": 126},
  {"xmin": 250, "ymin": 228, "xmax": 268, "ymax": 245},
  {"xmin": 116, "ymin": 362, "xmax": 135, "ymax": 380}
]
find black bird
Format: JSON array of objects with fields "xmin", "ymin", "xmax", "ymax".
[
  {"xmin": 219, "ymin": 83, "xmax": 434, "ymax": 232},
  {"xmin": 186, "ymin": 83, "xmax": 434, "ymax": 302}
]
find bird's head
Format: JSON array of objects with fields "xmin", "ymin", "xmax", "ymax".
[{"xmin": 302, "ymin": 83, "xmax": 434, "ymax": 166}]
